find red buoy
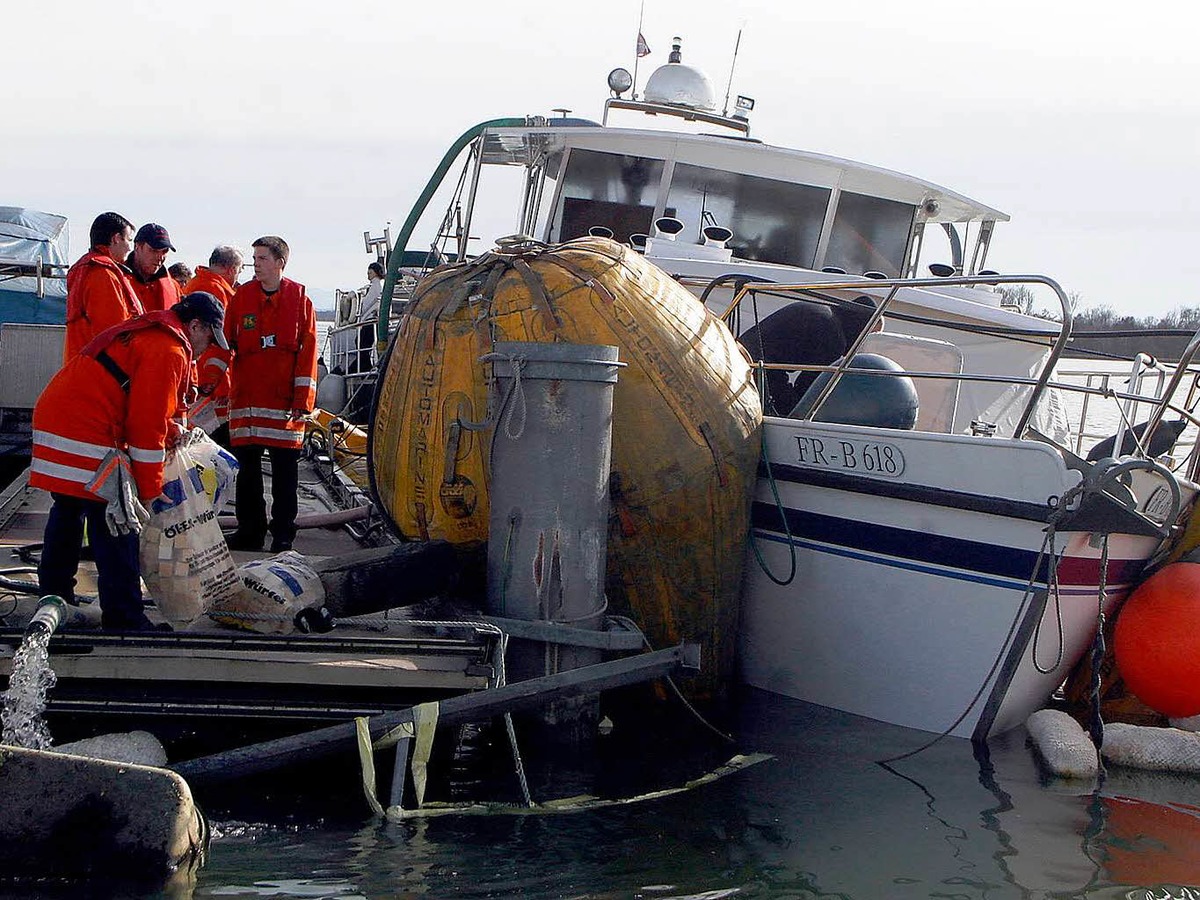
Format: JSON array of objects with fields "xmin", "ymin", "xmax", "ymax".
[{"xmin": 1114, "ymin": 562, "xmax": 1200, "ymax": 718}]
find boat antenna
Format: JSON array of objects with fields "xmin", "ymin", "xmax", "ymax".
[
  {"xmin": 632, "ymin": 0, "xmax": 648, "ymax": 100},
  {"xmin": 721, "ymin": 23, "xmax": 745, "ymax": 117}
]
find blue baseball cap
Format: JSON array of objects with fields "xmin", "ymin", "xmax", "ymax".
[
  {"xmin": 135, "ymin": 222, "xmax": 176, "ymax": 251},
  {"xmin": 173, "ymin": 292, "xmax": 229, "ymax": 350}
]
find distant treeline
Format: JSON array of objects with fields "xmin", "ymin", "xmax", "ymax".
[{"xmin": 1001, "ymin": 287, "xmax": 1198, "ymax": 361}]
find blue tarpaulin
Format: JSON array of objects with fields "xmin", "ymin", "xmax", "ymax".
[{"xmin": 0, "ymin": 205, "xmax": 69, "ymax": 325}]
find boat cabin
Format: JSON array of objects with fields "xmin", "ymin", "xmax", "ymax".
[{"xmin": 482, "ymin": 124, "xmax": 1006, "ymax": 285}]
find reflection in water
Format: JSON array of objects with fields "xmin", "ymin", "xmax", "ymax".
[{"xmin": 185, "ymin": 690, "xmax": 1200, "ymax": 899}]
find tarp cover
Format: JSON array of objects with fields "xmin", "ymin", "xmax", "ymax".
[{"xmin": 0, "ymin": 205, "xmax": 69, "ymax": 325}]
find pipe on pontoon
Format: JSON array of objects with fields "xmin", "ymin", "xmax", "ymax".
[
  {"xmin": 218, "ymin": 505, "xmax": 370, "ymax": 532},
  {"xmin": 171, "ymin": 643, "xmax": 700, "ymax": 785}
]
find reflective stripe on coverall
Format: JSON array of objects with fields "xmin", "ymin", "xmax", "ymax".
[{"xmin": 31, "ymin": 311, "xmax": 193, "ymax": 502}]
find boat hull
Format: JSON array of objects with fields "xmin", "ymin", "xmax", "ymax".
[{"xmin": 740, "ymin": 418, "xmax": 1184, "ymax": 739}]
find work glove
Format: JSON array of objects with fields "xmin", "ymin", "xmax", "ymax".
[{"xmin": 86, "ymin": 449, "xmax": 151, "ymax": 537}]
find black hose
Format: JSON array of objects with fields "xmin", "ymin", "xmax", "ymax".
[{"xmin": 0, "ymin": 575, "xmax": 40, "ymax": 595}]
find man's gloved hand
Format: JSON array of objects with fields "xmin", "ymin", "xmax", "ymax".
[
  {"xmin": 87, "ymin": 449, "xmax": 149, "ymax": 537},
  {"xmin": 165, "ymin": 419, "xmax": 186, "ymax": 450}
]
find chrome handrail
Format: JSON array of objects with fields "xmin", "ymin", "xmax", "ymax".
[
  {"xmin": 1139, "ymin": 330, "xmax": 1200, "ymax": 470},
  {"xmin": 720, "ymin": 273, "xmax": 1073, "ymax": 439}
]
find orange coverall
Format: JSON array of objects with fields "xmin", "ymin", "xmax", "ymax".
[
  {"xmin": 224, "ymin": 277, "xmax": 318, "ymax": 449},
  {"xmin": 128, "ymin": 263, "xmax": 181, "ymax": 313},
  {"xmin": 185, "ymin": 267, "xmax": 237, "ymax": 425},
  {"xmin": 63, "ymin": 250, "xmax": 145, "ymax": 361},
  {"xmin": 31, "ymin": 311, "xmax": 193, "ymax": 502}
]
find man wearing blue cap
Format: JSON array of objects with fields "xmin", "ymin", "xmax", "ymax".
[
  {"xmin": 32, "ymin": 293, "xmax": 226, "ymax": 631},
  {"xmin": 127, "ymin": 222, "xmax": 181, "ymax": 312}
]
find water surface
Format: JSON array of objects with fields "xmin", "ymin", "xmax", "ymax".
[{"xmin": 183, "ymin": 690, "xmax": 1200, "ymax": 899}]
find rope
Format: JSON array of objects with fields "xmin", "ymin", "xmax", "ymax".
[
  {"xmin": 1087, "ymin": 534, "xmax": 1109, "ymax": 765},
  {"xmin": 879, "ymin": 481, "xmax": 1086, "ymax": 764},
  {"xmin": 0, "ymin": 592, "xmax": 20, "ymax": 622},
  {"xmin": 610, "ymin": 615, "xmax": 735, "ymax": 745},
  {"xmin": 1031, "ymin": 522, "xmax": 1065, "ymax": 675},
  {"xmin": 477, "ymin": 624, "xmax": 532, "ymax": 806},
  {"xmin": 500, "ymin": 354, "xmax": 527, "ymax": 440},
  {"xmin": 503, "ymin": 707, "xmax": 533, "ymax": 807},
  {"xmin": 748, "ymin": 428, "xmax": 797, "ymax": 586}
]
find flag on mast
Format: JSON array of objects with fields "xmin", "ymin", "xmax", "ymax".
[{"xmin": 636, "ymin": 32, "xmax": 651, "ymax": 57}]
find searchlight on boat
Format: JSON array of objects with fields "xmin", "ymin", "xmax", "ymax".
[{"xmin": 607, "ymin": 67, "xmax": 633, "ymax": 97}]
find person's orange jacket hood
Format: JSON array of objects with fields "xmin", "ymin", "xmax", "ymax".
[{"xmin": 63, "ymin": 250, "xmax": 144, "ymax": 361}]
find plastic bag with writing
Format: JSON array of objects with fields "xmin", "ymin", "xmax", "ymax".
[
  {"xmin": 180, "ymin": 427, "xmax": 238, "ymax": 512},
  {"xmin": 139, "ymin": 440, "xmax": 243, "ymax": 626},
  {"xmin": 208, "ymin": 550, "xmax": 327, "ymax": 634}
]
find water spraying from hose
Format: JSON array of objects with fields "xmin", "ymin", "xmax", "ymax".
[{"xmin": 1, "ymin": 595, "xmax": 65, "ymax": 749}]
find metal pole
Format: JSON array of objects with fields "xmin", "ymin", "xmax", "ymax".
[{"xmin": 171, "ymin": 644, "xmax": 699, "ymax": 785}]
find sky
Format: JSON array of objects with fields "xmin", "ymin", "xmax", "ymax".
[{"xmin": 5, "ymin": 0, "xmax": 1198, "ymax": 316}]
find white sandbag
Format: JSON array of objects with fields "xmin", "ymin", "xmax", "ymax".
[
  {"xmin": 1103, "ymin": 722, "xmax": 1200, "ymax": 774},
  {"xmin": 140, "ymin": 436, "xmax": 243, "ymax": 626},
  {"xmin": 1025, "ymin": 709, "xmax": 1099, "ymax": 780},
  {"xmin": 208, "ymin": 550, "xmax": 326, "ymax": 634}
]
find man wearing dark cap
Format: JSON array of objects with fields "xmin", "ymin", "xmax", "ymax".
[
  {"xmin": 31, "ymin": 294, "xmax": 225, "ymax": 631},
  {"xmin": 127, "ymin": 223, "xmax": 181, "ymax": 312}
]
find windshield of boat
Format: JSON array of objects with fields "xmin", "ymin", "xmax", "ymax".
[
  {"xmin": 545, "ymin": 148, "xmax": 918, "ymax": 275},
  {"xmin": 549, "ymin": 150, "xmax": 664, "ymax": 243}
]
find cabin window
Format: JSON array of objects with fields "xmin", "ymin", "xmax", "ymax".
[
  {"xmin": 824, "ymin": 192, "xmax": 916, "ymax": 277},
  {"xmin": 551, "ymin": 150, "xmax": 664, "ymax": 243},
  {"xmin": 664, "ymin": 164, "xmax": 830, "ymax": 267}
]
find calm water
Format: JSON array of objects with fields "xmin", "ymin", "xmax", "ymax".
[{"xmin": 36, "ymin": 689, "xmax": 1192, "ymax": 900}]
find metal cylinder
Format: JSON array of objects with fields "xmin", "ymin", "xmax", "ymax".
[
  {"xmin": 24, "ymin": 595, "xmax": 67, "ymax": 638},
  {"xmin": 485, "ymin": 342, "xmax": 623, "ymax": 686}
]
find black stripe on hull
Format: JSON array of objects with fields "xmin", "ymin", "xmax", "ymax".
[{"xmin": 751, "ymin": 501, "xmax": 1050, "ymax": 585}]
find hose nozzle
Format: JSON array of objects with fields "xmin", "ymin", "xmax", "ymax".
[{"xmin": 25, "ymin": 595, "xmax": 67, "ymax": 638}]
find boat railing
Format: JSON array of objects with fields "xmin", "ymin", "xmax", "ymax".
[
  {"xmin": 0, "ymin": 255, "xmax": 68, "ymax": 299},
  {"xmin": 721, "ymin": 274, "xmax": 1200, "ymax": 480}
]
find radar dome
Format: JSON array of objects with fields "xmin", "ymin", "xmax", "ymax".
[{"xmin": 643, "ymin": 37, "xmax": 717, "ymax": 112}]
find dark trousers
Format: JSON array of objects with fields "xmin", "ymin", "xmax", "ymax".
[
  {"xmin": 233, "ymin": 444, "xmax": 300, "ymax": 544},
  {"xmin": 210, "ymin": 422, "xmax": 232, "ymax": 452},
  {"xmin": 38, "ymin": 492, "xmax": 146, "ymax": 629}
]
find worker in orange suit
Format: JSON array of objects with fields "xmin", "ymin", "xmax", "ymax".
[
  {"xmin": 64, "ymin": 212, "xmax": 143, "ymax": 361},
  {"xmin": 224, "ymin": 236, "xmax": 318, "ymax": 553},
  {"xmin": 126, "ymin": 223, "xmax": 181, "ymax": 313},
  {"xmin": 184, "ymin": 245, "xmax": 244, "ymax": 446},
  {"xmin": 31, "ymin": 294, "xmax": 227, "ymax": 631}
]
